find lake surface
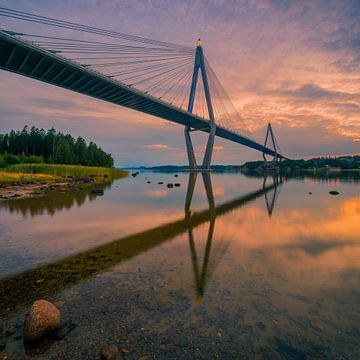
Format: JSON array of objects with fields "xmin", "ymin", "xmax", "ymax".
[{"xmin": 0, "ymin": 171, "xmax": 359, "ymax": 359}]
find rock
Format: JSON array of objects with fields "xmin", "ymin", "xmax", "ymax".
[
  {"xmin": 34, "ymin": 279, "xmax": 45, "ymax": 285},
  {"xmin": 91, "ymin": 189, "xmax": 104, "ymax": 195},
  {"xmin": 174, "ymin": 183, "xmax": 180, "ymax": 187},
  {"xmin": 174, "ymin": 174, "xmax": 178, "ymax": 177},
  {"xmin": 158, "ymin": 182, "xmax": 164, "ymax": 185},
  {"xmin": 23, "ymin": 300, "xmax": 61, "ymax": 342},
  {"xmin": 167, "ymin": 183, "xmax": 174, "ymax": 188},
  {"xmin": 329, "ymin": 190, "xmax": 339, "ymax": 195},
  {"xmin": 147, "ymin": 181, "xmax": 151, "ymax": 184},
  {"xmin": 100, "ymin": 344, "xmax": 122, "ymax": 360},
  {"xmin": 308, "ymin": 192, "xmax": 312, "ymax": 194}
]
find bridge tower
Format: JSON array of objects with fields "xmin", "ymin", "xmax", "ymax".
[
  {"xmin": 184, "ymin": 39, "xmax": 216, "ymax": 171},
  {"xmin": 262, "ymin": 123, "xmax": 280, "ymax": 164}
]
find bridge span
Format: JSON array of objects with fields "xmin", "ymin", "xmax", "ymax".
[{"xmin": 0, "ymin": 27, "xmax": 287, "ymax": 167}]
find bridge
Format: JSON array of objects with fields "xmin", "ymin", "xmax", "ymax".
[{"xmin": 0, "ymin": 7, "xmax": 287, "ymax": 169}]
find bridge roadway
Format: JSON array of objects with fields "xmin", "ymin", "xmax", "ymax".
[{"xmin": 0, "ymin": 30, "xmax": 286, "ymax": 160}]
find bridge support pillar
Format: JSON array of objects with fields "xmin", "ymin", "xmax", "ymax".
[
  {"xmin": 262, "ymin": 123, "xmax": 280, "ymax": 164},
  {"xmin": 184, "ymin": 39, "xmax": 216, "ymax": 171},
  {"xmin": 185, "ymin": 126, "xmax": 197, "ymax": 169}
]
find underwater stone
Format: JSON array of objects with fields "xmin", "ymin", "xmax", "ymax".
[{"xmin": 100, "ymin": 344, "xmax": 122, "ymax": 360}]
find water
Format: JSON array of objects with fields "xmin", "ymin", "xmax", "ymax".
[{"xmin": 0, "ymin": 171, "xmax": 359, "ymax": 359}]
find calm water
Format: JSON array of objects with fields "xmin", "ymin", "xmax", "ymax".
[{"xmin": 0, "ymin": 171, "xmax": 359, "ymax": 359}]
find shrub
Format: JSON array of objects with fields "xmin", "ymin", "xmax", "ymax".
[{"xmin": 3, "ymin": 153, "xmax": 20, "ymax": 165}]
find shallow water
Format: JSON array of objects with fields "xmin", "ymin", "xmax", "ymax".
[{"xmin": 0, "ymin": 171, "xmax": 359, "ymax": 359}]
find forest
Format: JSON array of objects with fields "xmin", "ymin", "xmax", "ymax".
[{"xmin": 0, "ymin": 126, "xmax": 114, "ymax": 168}]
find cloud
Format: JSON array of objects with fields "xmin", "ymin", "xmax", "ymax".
[
  {"xmin": 281, "ymin": 84, "xmax": 356, "ymax": 100},
  {"xmin": 0, "ymin": 0, "xmax": 359, "ymax": 165},
  {"xmin": 143, "ymin": 144, "xmax": 172, "ymax": 150}
]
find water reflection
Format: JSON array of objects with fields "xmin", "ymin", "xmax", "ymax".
[
  {"xmin": 0, "ymin": 182, "xmax": 111, "ymax": 218},
  {"xmin": 0, "ymin": 173, "xmax": 282, "ymax": 316},
  {"xmin": 186, "ymin": 173, "xmax": 282, "ymax": 297}
]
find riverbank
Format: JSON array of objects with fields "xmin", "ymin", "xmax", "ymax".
[{"xmin": 0, "ymin": 164, "xmax": 128, "ymax": 200}]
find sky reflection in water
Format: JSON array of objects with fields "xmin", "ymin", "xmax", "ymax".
[{"xmin": 0, "ymin": 172, "xmax": 359, "ymax": 359}]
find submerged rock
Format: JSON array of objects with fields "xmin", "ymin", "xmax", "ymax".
[
  {"xmin": 91, "ymin": 189, "xmax": 104, "ymax": 195},
  {"xmin": 329, "ymin": 190, "xmax": 339, "ymax": 195},
  {"xmin": 100, "ymin": 344, "xmax": 122, "ymax": 360},
  {"xmin": 24, "ymin": 300, "xmax": 61, "ymax": 342}
]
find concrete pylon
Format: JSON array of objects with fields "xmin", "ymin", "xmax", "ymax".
[
  {"xmin": 185, "ymin": 39, "xmax": 216, "ymax": 171},
  {"xmin": 263, "ymin": 123, "xmax": 279, "ymax": 163}
]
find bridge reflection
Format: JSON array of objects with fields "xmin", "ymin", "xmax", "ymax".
[
  {"xmin": 185, "ymin": 173, "xmax": 282, "ymax": 297},
  {"xmin": 0, "ymin": 174, "xmax": 282, "ymax": 316}
]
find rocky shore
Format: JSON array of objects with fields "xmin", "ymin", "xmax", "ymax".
[{"xmin": 0, "ymin": 176, "xmax": 98, "ymax": 201}]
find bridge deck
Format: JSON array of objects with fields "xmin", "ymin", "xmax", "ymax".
[{"xmin": 0, "ymin": 31, "xmax": 286, "ymax": 159}]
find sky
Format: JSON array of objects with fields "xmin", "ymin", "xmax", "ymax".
[{"xmin": 0, "ymin": 0, "xmax": 359, "ymax": 167}]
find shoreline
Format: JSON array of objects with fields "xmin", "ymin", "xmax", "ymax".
[{"xmin": 0, "ymin": 175, "xmax": 118, "ymax": 201}]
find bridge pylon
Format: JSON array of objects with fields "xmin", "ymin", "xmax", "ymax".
[
  {"xmin": 184, "ymin": 39, "xmax": 216, "ymax": 171},
  {"xmin": 262, "ymin": 123, "xmax": 281, "ymax": 165}
]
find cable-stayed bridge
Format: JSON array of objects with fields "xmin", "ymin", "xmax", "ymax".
[{"xmin": 0, "ymin": 7, "xmax": 287, "ymax": 169}]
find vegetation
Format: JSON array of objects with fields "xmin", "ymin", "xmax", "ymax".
[
  {"xmin": 0, "ymin": 171, "xmax": 59, "ymax": 185},
  {"xmin": 3, "ymin": 163, "xmax": 126, "ymax": 177},
  {"xmin": 0, "ymin": 126, "xmax": 114, "ymax": 168},
  {"xmin": 0, "ymin": 164, "xmax": 127, "ymax": 185},
  {"xmin": 242, "ymin": 155, "xmax": 360, "ymax": 170}
]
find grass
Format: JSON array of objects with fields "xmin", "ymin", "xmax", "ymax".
[
  {"xmin": 0, "ymin": 163, "xmax": 128, "ymax": 184},
  {"xmin": 0, "ymin": 171, "xmax": 60, "ymax": 184}
]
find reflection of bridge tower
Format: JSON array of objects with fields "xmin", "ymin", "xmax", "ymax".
[
  {"xmin": 263, "ymin": 174, "xmax": 282, "ymax": 216},
  {"xmin": 184, "ymin": 39, "xmax": 216, "ymax": 171},
  {"xmin": 184, "ymin": 173, "xmax": 283, "ymax": 297},
  {"xmin": 185, "ymin": 173, "xmax": 217, "ymax": 297}
]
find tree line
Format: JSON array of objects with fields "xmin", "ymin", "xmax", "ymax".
[
  {"xmin": 0, "ymin": 126, "xmax": 114, "ymax": 168},
  {"xmin": 244, "ymin": 156, "xmax": 360, "ymax": 170}
]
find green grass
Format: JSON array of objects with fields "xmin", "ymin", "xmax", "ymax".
[{"xmin": 0, "ymin": 164, "xmax": 128, "ymax": 184}]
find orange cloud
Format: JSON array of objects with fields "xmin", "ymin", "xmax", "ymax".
[{"xmin": 143, "ymin": 144, "xmax": 171, "ymax": 150}]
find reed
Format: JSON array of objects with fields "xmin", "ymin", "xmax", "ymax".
[{"xmin": 0, "ymin": 164, "xmax": 128, "ymax": 184}]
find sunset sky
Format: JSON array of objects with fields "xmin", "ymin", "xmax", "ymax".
[{"xmin": 0, "ymin": 0, "xmax": 359, "ymax": 167}]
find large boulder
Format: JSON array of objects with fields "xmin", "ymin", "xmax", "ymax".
[{"xmin": 24, "ymin": 300, "xmax": 61, "ymax": 342}]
